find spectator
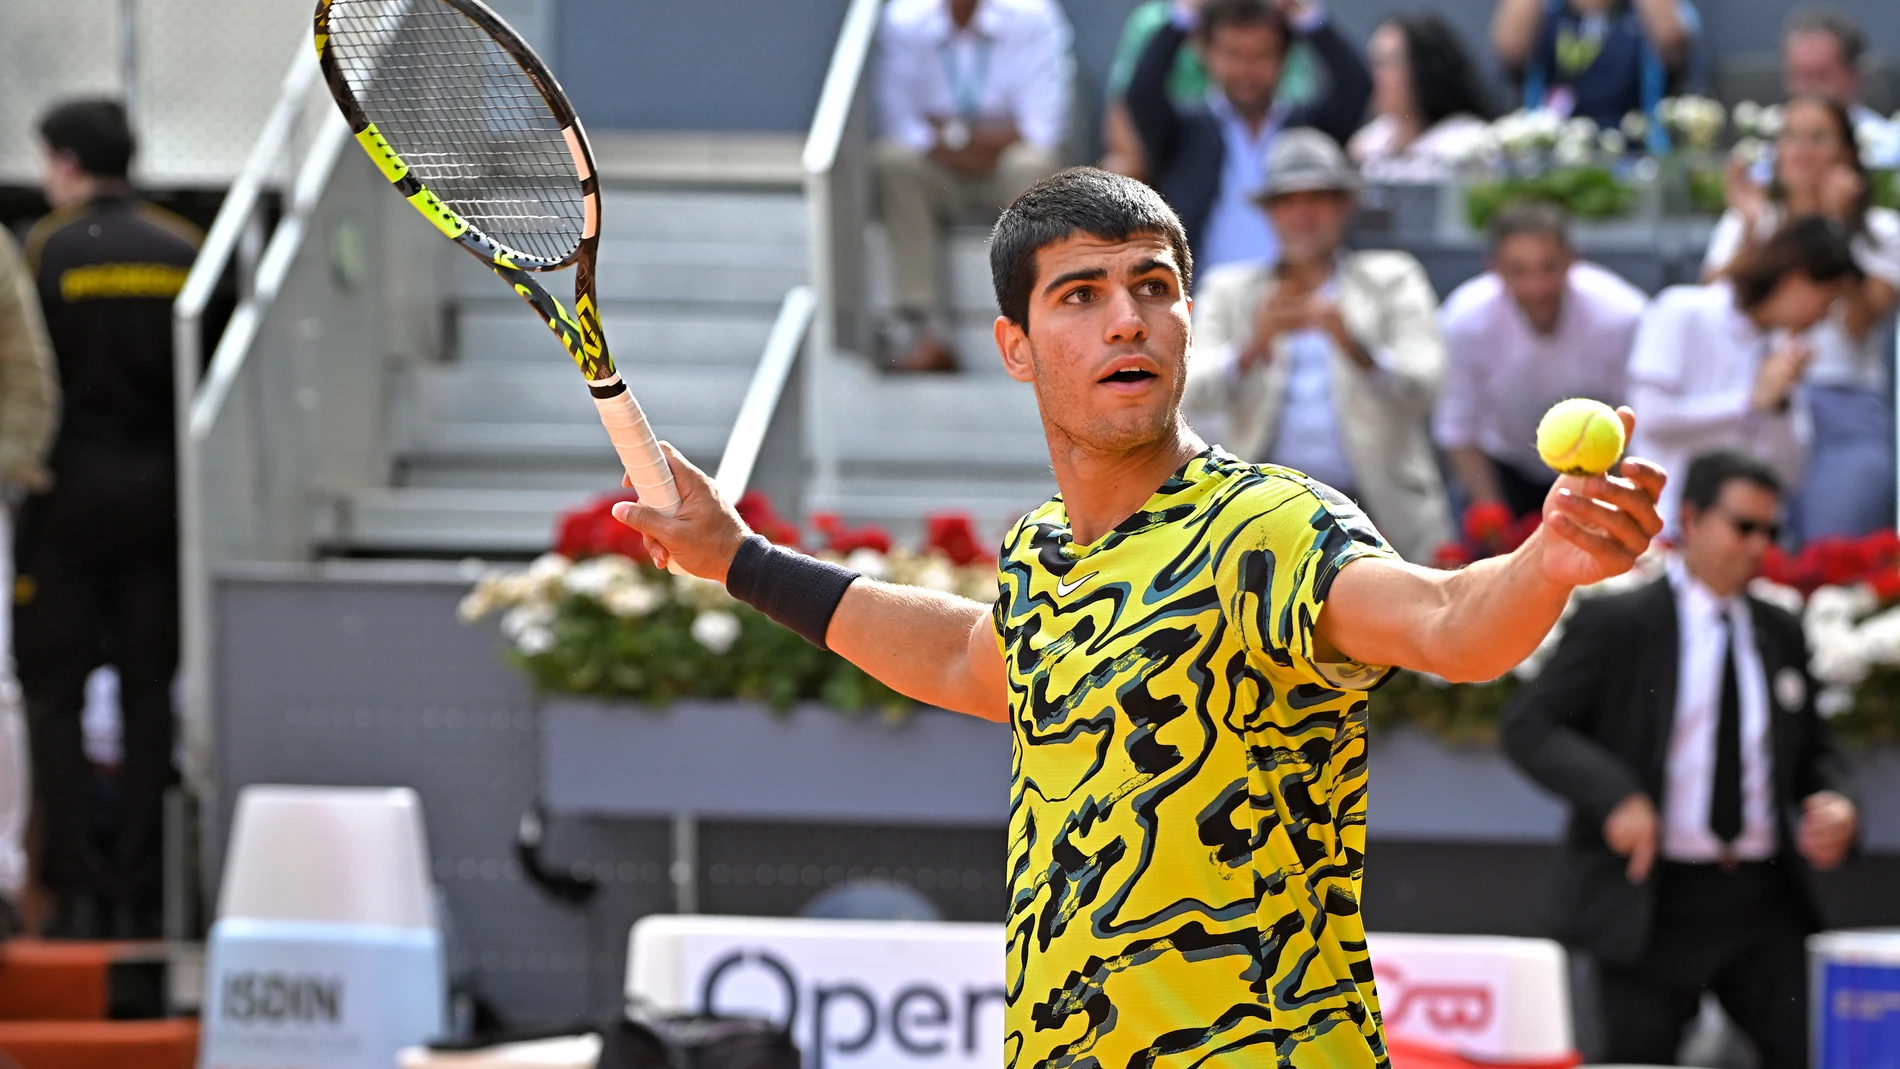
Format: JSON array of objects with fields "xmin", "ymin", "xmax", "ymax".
[
  {"xmin": 1349, "ymin": 14, "xmax": 1500, "ymax": 183},
  {"xmin": 1125, "ymin": 0, "xmax": 1370, "ymax": 276},
  {"xmin": 1708, "ymin": 95, "xmax": 1900, "ymax": 540},
  {"xmin": 1502, "ymin": 450, "xmax": 1855, "ymax": 1069},
  {"xmin": 1491, "ymin": 0, "xmax": 1697, "ymax": 141},
  {"xmin": 1185, "ymin": 129, "xmax": 1451, "ymax": 561},
  {"xmin": 1628, "ymin": 215, "xmax": 1859, "ymax": 532},
  {"xmin": 0, "ymin": 226, "xmax": 59, "ymax": 940},
  {"xmin": 875, "ymin": 0, "xmax": 1072, "ymax": 372},
  {"xmin": 1437, "ymin": 200, "xmax": 1647, "ymax": 521},
  {"xmin": 1782, "ymin": 8, "xmax": 1900, "ymax": 167},
  {"xmin": 1100, "ymin": 1, "xmax": 1318, "ymax": 181},
  {"xmin": 16, "ymin": 100, "xmax": 200, "ymax": 939}
]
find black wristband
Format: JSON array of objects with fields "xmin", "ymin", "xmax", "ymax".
[{"xmin": 724, "ymin": 534, "xmax": 860, "ymax": 650}]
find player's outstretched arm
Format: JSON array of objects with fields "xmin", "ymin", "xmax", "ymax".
[
  {"xmin": 612, "ymin": 444, "xmax": 1009, "ymax": 721},
  {"xmin": 1315, "ymin": 409, "xmax": 1666, "ymax": 683}
]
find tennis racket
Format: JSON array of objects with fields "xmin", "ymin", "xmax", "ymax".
[{"xmin": 314, "ymin": 0, "xmax": 679, "ymax": 516}]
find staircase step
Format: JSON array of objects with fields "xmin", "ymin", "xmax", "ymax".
[
  {"xmin": 319, "ymin": 487, "xmax": 605, "ymax": 556},
  {"xmin": 453, "ymin": 304, "xmax": 778, "ymax": 367},
  {"xmin": 594, "ymin": 187, "xmax": 808, "ymax": 245},
  {"xmin": 818, "ymin": 362, "xmax": 1047, "ymax": 466},
  {"xmin": 591, "ymin": 132, "xmax": 805, "ymax": 190},
  {"xmin": 406, "ymin": 364, "xmax": 750, "ymax": 427},
  {"xmin": 864, "ymin": 223, "xmax": 998, "ymax": 318},
  {"xmin": 447, "ymin": 242, "xmax": 806, "ymax": 305},
  {"xmin": 0, "ymin": 940, "xmax": 171, "ymax": 1023},
  {"xmin": 0, "ymin": 1018, "xmax": 198, "ymax": 1069}
]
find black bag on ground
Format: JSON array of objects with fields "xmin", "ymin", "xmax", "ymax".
[{"xmin": 596, "ymin": 1008, "xmax": 799, "ymax": 1069}]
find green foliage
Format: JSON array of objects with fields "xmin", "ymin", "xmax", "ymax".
[
  {"xmin": 1872, "ymin": 169, "xmax": 1899, "ymax": 212},
  {"xmin": 1464, "ymin": 166, "xmax": 1638, "ymax": 230},
  {"xmin": 1687, "ymin": 166, "xmax": 1728, "ymax": 216},
  {"xmin": 502, "ymin": 592, "xmax": 908, "ymax": 717}
]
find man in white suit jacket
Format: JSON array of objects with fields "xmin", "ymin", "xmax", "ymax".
[{"xmin": 1185, "ymin": 128, "xmax": 1451, "ymax": 561}]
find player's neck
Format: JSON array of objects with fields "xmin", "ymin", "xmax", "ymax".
[{"xmin": 1050, "ymin": 424, "xmax": 1206, "ymax": 546}]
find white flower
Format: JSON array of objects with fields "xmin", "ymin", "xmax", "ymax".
[
  {"xmin": 673, "ymin": 572, "xmax": 739, "ymax": 611},
  {"xmin": 1817, "ymin": 686, "xmax": 1855, "ymax": 719},
  {"xmin": 1597, "ymin": 129, "xmax": 1627, "ymax": 157},
  {"xmin": 1733, "ymin": 100, "xmax": 1763, "ymax": 136},
  {"xmin": 1553, "ymin": 135, "xmax": 1592, "ymax": 167},
  {"xmin": 1620, "ymin": 111, "xmax": 1649, "ymax": 141},
  {"xmin": 500, "ymin": 604, "xmax": 555, "ymax": 642},
  {"xmin": 690, "ymin": 610, "xmax": 742, "ymax": 655},
  {"xmin": 1561, "ymin": 116, "xmax": 1598, "ymax": 143},
  {"xmin": 845, "ymin": 547, "xmax": 891, "ymax": 581},
  {"xmin": 457, "ymin": 571, "xmax": 512, "ymax": 622},
  {"xmin": 563, "ymin": 555, "xmax": 636, "ymax": 598},
  {"xmin": 515, "ymin": 626, "xmax": 555, "ymax": 656},
  {"xmin": 603, "ymin": 579, "xmax": 666, "ymax": 618},
  {"xmin": 912, "ymin": 556, "xmax": 960, "ymax": 594},
  {"xmin": 1731, "ymin": 136, "xmax": 1767, "ymax": 164},
  {"xmin": 1759, "ymin": 104, "xmax": 1784, "ymax": 138}
]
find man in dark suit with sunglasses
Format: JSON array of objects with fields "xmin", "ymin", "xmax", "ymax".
[{"xmin": 1502, "ymin": 449, "xmax": 1857, "ymax": 1068}]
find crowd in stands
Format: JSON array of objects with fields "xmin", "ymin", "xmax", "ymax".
[{"xmin": 872, "ymin": 0, "xmax": 1900, "ymax": 551}]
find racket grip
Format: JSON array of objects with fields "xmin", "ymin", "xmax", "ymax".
[{"xmin": 593, "ymin": 389, "xmax": 681, "ymax": 517}]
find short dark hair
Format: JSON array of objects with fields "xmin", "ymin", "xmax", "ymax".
[
  {"xmin": 1200, "ymin": 0, "xmax": 1289, "ymax": 46},
  {"xmin": 1387, "ymin": 14, "xmax": 1500, "ymax": 129},
  {"xmin": 39, "ymin": 99, "xmax": 134, "ymax": 179},
  {"xmin": 1488, "ymin": 198, "xmax": 1571, "ymax": 254},
  {"xmin": 1729, "ymin": 214, "xmax": 1860, "ymax": 308},
  {"xmin": 1785, "ymin": 7, "xmax": 1865, "ymax": 67},
  {"xmin": 989, "ymin": 167, "xmax": 1193, "ymax": 328},
  {"xmin": 1680, "ymin": 451, "xmax": 1783, "ymax": 514}
]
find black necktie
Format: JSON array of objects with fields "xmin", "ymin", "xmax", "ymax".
[{"xmin": 1710, "ymin": 613, "xmax": 1744, "ymax": 845}]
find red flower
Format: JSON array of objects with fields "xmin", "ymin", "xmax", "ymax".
[
  {"xmin": 735, "ymin": 490, "xmax": 802, "ymax": 548},
  {"xmin": 1432, "ymin": 542, "xmax": 1475, "ymax": 570},
  {"xmin": 1867, "ymin": 570, "xmax": 1900, "ymax": 603},
  {"xmin": 553, "ymin": 490, "xmax": 647, "ymax": 562},
  {"xmin": 925, "ymin": 513, "xmax": 991, "ymax": 566},
  {"xmin": 810, "ymin": 510, "xmax": 892, "ymax": 555},
  {"xmin": 1461, "ymin": 501, "xmax": 1515, "ymax": 547}
]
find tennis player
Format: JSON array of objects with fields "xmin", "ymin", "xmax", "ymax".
[{"xmin": 613, "ymin": 167, "xmax": 1664, "ymax": 1068}]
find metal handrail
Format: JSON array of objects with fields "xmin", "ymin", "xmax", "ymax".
[
  {"xmin": 714, "ymin": 286, "xmax": 816, "ymax": 500},
  {"xmin": 172, "ymin": 41, "xmax": 333, "ymax": 798},
  {"xmin": 802, "ymin": 0, "xmax": 884, "ymax": 510}
]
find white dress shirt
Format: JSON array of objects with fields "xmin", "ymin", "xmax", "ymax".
[
  {"xmin": 1626, "ymin": 282, "xmax": 1808, "ymax": 529},
  {"xmin": 876, "ymin": 0, "xmax": 1074, "ymax": 154},
  {"xmin": 1703, "ymin": 204, "xmax": 1900, "ymax": 393},
  {"xmin": 1662, "ymin": 557, "xmax": 1777, "ymax": 863},
  {"xmin": 1348, "ymin": 113, "xmax": 1492, "ymax": 184},
  {"xmin": 1435, "ymin": 262, "xmax": 1648, "ymax": 476}
]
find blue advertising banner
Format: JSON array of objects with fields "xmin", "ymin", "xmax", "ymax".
[{"xmin": 1819, "ymin": 961, "xmax": 1900, "ymax": 1069}]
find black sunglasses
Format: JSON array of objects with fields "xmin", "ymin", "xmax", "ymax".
[{"xmin": 1719, "ymin": 511, "xmax": 1782, "ymax": 542}]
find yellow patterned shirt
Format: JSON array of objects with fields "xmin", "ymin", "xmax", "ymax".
[{"xmin": 994, "ymin": 449, "xmax": 1399, "ymax": 1069}]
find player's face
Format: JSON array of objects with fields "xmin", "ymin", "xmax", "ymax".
[{"xmin": 995, "ymin": 232, "xmax": 1191, "ymax": 455}]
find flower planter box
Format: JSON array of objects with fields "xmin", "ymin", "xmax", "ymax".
[{"xmin": 541, "ymin": 703, "xmax": 1900, "ymax": 852}]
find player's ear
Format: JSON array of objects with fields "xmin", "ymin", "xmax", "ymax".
[{"xmin": 995, "ymin": 315, "xmax": 1034, "ymax": 384}]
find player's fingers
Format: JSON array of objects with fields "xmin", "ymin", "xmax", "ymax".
[
  {"xmin": 610, "ymin": 499, "xmax": 681, "ymax": 538},
  {"xmin": 1614, "ymin": 405, "xmax": 1637, "ymax": 442},
  {"xmin": 1546, "ymin": 510, "xmax": 1638, "ymax": 569},
  {"xmin": 1615, "ymin": 456, "xmax": 1668, "ymax": 504},
  {"xmin": 656, "ymin": 440, "xmax": 714, "ymax": 497},
  {"xmin": 1552, "ymin": 490, "xmax": 1651, "ymax": 556},
  {"xmin": 1572, "ymin": 472, "xmax": 1666, "ymax": 541}
]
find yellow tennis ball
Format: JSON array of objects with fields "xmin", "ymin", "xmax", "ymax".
[{"xmin": 1536, "ymin": 398, "xmax": 1626, "ymax": 476}]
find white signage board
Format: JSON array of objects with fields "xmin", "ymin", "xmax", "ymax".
[
  {"xmin": 628, "ymin": 916, "xmax": 1005, "ymax": 1069},
  {"xmin": 199, "ymin": 917, "xmax": 446, "ymax": 1069},
  {"xmin": 1367, "ymin": 933, "xmax": 1572, "ymax": 1060}
]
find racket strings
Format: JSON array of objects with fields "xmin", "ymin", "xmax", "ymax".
[{"xmin": 324, "ymin": 0, "xmax": 585, "ymax": 265}]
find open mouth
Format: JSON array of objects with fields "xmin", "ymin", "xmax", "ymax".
[{"xmin": 1100, "ymin": 367, "xmax": 1157, "ymax": 384}]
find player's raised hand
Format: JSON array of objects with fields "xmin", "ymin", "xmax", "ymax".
[
  {"xmin": 1535, "ymin": 407, "xmax": 1667, "ymax": 588},
  {"xmin": 611, "ymin": 442, "xmax": 751, "ymax": 581}
]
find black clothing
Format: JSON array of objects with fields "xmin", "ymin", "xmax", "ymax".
[
  {"xmin": 1501, "ymin": 576, "xmax": 1848, "ymax": 962},
  {"xmin": 1501, "ymin": 576, "xmax": 1851, "ymax": 1066},
  {"xmin": 1597, "ymin": 862, "xmax": 1810, "ymax": 1069},
  {"xmin": 1124, "ymin": 16, "xmax": 1370, "ymax": 261},
  {"xmin": 14, "ymin": 195, "xmax": 197, "ymax": 917}
]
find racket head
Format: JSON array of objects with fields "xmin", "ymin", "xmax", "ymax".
[{"xmin": 314, "ymin": 0, "xmax": 601, "ymax": 270}]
